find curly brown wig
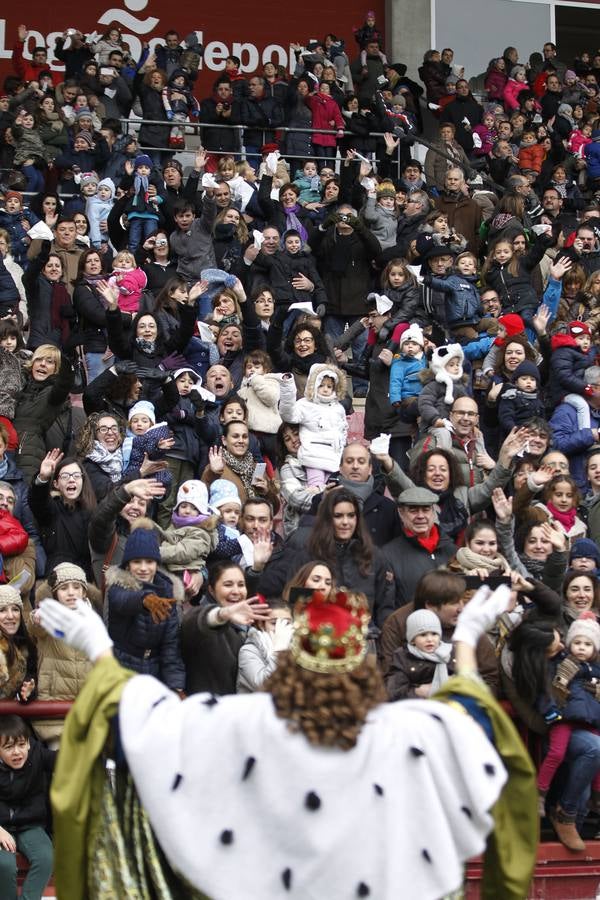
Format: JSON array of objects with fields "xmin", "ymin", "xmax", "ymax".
[{"xmin": 266, "ymin": 651, "xmax": 386, "ymax": 751}]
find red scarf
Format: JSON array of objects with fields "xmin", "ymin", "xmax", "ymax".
[
  {"xmin": 546, "ymin": 502, "xmax": 577, "ymax": 533},
  {"xmin": 405, "ymin": 524, "xmax": 440, "ymax": 554}
]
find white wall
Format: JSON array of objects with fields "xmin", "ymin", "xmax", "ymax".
[{"xmin": 433, "ymin": 0, "xmax": 552, "ymax": 79}]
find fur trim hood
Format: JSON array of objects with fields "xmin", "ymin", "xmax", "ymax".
[
  {"xmin": 430, "ymin": 344, "xmax": 464, "ymax": 405},
  {"xmin": 104, "ymin": 564, "xmax": 185, "ymax": 604},
  {"xmin": 304, "ymin": 363, "xmax": 347, "ymax": 402}
]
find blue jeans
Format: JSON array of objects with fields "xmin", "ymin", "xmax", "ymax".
[
  {"xmin": 560, "ymin": 728, "xmax": 600, "ymax": 818},
  {"xmin": 22, "ymin": 165, "xmax": 45, "ymax": 193},
  {"xmin": 85, "ymin": 351, "xmax": 111, "ymax": 383},
  {"xmin": 0, "ymin": 825, "xmax": 53, "ymax": 899},
  {"xmin": 128, "ymin": 217, "xmax": 158, "ymax": 253},
  {"xmin": 324, "ymin": 315, "xmax": 368, "ymax": 392}
]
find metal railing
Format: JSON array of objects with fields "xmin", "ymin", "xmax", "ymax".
[{"xmin": 0, "ymin": 700, "xmax": 72, "ymax": 717}]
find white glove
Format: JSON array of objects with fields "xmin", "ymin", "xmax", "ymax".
[
  {"xmin": 271, "ymin": 617, "xmax": 294, "ymax": 652},
  {"xmin": 38, "ymin": 599, "xmax": 113, "ymax": 661},
  {"xmin": 441, "ymin": 418, "xmax": 454, "ymax": 433},
  {"xmin": 453, "ymin": 584, "xmax": 512, "ymax": 648},
  {"xmin": 201, "ymin": 173, "xmax": 219, "ymax": 189}
]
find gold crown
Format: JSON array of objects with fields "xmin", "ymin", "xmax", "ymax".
[{"xmin": 290, "ymin": 590, "xmax": 370, "ymax": 674}]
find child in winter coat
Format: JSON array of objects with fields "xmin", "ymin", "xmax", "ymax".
[
  {"xmin": 482, "ymin": 235, "xmax": 550, "ymax": 325},
  {"xmin": 124, "ymin": 154, "xmax": 166, "ymax": 253},
  {"xmin": 385, "ymin": 609, "xmax": 452, "ymax": 701},
  {"xmin": 380, "ymin": 259, "xmax": 428, "ymax": 324},
  {"xmin": 472, "ymin": 112, "xmax": 497, "ymax": 157},
  {"xmin": 568, "ymin": 123, "xmax": 593, "ymax": 158},
  {"xmin": 29, "ymin": 562, "xmax": 101, "ymax": 746},
  {"xmin": 534, "ymin": 475, "xmax": 587, "ymax": 545},
  {"xmin": 548, "ymin": 321, "xmax": 596, "ymax": 418},
  {"xmin": 207, "ymin": 479, "xmax": 249, "ymax": 567},
  {"xmin": 162, "ymin": 68, "xmax": 200, "ymax": 149},
  {"xmin": 108, "ymin": 250, "xmax": 148, "ymax": 315},
  {"xmin": 237, "ymin": 599, "xmax": 293, "ymax": 692},
  {"xmin": 353, "ymin": 10, "xmax": 388, "ymax": 66},
  {"xmin": 389, "ymin": 323, "xmax": 428, "ymax": 421},
  {"xmin": 538, "ymin": 613, "xmax": 600, "ymax": 814},
  {"xmin": 122, "ymin": 400, "xmax": 173, "ymax": 487},
  {"xmin": 518, "ymin": 130, "xmax": 546, "ymax": 174},
  {"xmin": 0, "ymin": 715, "xmax": 55, "ymax": 897},
  {"xmin": 497, "ymin": 360, "xmax": 545, "ymax": 435},
  {"xmin": 426, "ymin": 251, "xmax": 497, "ymax": 342},
  {"xmin": 238, "ymin": 350, "xmax": 282, "ymax": 465},
  {"xmin": 0, "ymin": 192, "xmax": 39, "ymax": 270},
  {"xmin": 105, "ymin": 519, "xmax": 185, "ymax": 691},
  {"xmin": 293, "ymin": 161, "xmax": 322, "ymax": 206},
  {"xmin": 86, "ymin": 176, "xmax": 115, "ymax": 250},
  {"xmin": 584, "ymin": 129, "xmax": 600, "ymax": 185},
  {"xmin": 154, "ymin": 480, "xmax": 219, "ymax": 604},
  {"xmin": 363, "ymin": 182, "xmax": 399, "ymax": 250},
  {"xmin": 255, "ymin": 229, "xmax": 328, "ymax": 313},
  {"xmin": 279, "ymin": 363, "xmax": 348, "ymax": 487},
  {"xmin": 417, "ymin": 344, "xmax": 469, "ymax": 447}
]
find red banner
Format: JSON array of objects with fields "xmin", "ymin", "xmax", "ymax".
[{"xmin": 0, "ymin": 2, "xmax": 384, "ymax": 97}]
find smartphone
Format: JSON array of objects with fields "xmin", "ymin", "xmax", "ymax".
[
  {"xmin": 251, "ymin": 463, "xmax": 266, "ymax": 484},
  {"xmin": 288, "ymin": 586, "xmax": 314, "ymax": 606},
  {"xmin": 463, "ymin": 575, "xmax": 512, "ymax": 591}
]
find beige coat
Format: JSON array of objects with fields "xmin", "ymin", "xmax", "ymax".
[{"xmin": 238, "ymin": 373, "xmax": 282, "ymax": 434}]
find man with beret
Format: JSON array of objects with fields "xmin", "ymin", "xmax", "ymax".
[{"xmin": 381, "ymin": 486, "xmax": 456, "ymax": 608}]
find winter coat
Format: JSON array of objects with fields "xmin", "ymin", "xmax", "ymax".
[
  {"xmin": 585, "ymin": 140, "xmax": 600, "ymax": 180},
  {"xmin": 137, "ymin": 82, "xmax": 170, "ymax": 150},
  {"xmin": 0, "ymin": 347, "xmax": 24, "ymax": 420},
  {"xmin": 433, "ymin": 193, "xmax": 482, "ymax": 253},
  {"xmin": 503, "ymin": 78, "xmax": 528, "ymax": 111},
  {"xmin": 311, "ymin": 224, "xmax": 381, "ymax": 317},
  {"xmin": 23, "ymin": 243, "xmax": 75, "ymax": 350},
  {"xmin": 155, "ymin": 518, "xmax": 219, "ymax": 575},
  {"xmin": 547, "ymin": 334, "xmax": 593, "ymax": 406},
  {"xmin": 440, "ymin": 94, "xmax": 483, "ymax": 153},
  {"xmin": 0, "ymin": 208, "xmax": 40, "ymax": 269},
  {"xmin": 88, "ymin": 483, "xmax": 133, "ymax": 586},
  {"xmin": 238, "ymin": 373, "xmax": 282, "ymax": 434},
  {"xmin": 381, "ymin": 528, "xmax": 457, "ymax": 608},
  {"xmin": 73, "ymin": 282, "xmax": 108, "ymax": 354},
  {"xmin": 239, "ymin": 93, "xmax": 284, "ymax": 147},
  {"xmin": 518, "ymin": 143, "xmax": 546, "ymax": 174},
  {"xmin": 105, "ymin": 302, "xmax": 196, "ymax": 367},
  {"xmin": 386, "ymin": 282, "xmax": 428, "ymax": 325},
  {"xmin": 485, "ymin": 68, "xmax": 508, "ymax": 102},
  {"xmin": 0, "ymin": 257, "xmax": 20, "ymax": 318},
  {"xmin": 428, "ymin": 272, "xmax": 483, "ymax": 328},
  {"xmin": 361, "ymin": 326, "xmax": 414, "ymax": 440},
  {"xmin": 258, "ymin": 535, "xmax": 396, "ymax": 629},
  {"xmin": 418, "ymin": 60, "xmax": 448, "ymax": 103},
  {"xmin": 385, "ymin": 645, "xmax": 442, "ymax": 700},
  {"xmin": 105, "ymin": 565, "xmax": 185, "ymax": 690},
  {"xmin": 304, "ymin": 92, "xmax": 343, "ymax": 147},
  {"xmin": 497, "ymin": 385, "xmax": 545, "ymax": 433},
  {"xmin": 279, "ymin": 365, "xmax": 348, "ymax": 472},
  {"xmin": 237, "ymin": 627, "xmax": 279, "ymax": 693},
  {"xmin": 389, "ymin": 353, "xmax": 427, "ymax": 403},
  {"xmin": 169, "ymin": 199, "xmax": 217, "ymax": 281},
  {"xmin": 484, "ymin": 237, "xmax": 550, "ymax": 316},
  {"xmin": 13, "ymin": 356, "xmax": 74, "ymax": 482},
  {"xmin": 200, "ymin": 97, "xmax": 241, "ymax": 153},
  {"xmin": 417, "ymin": 371, "xmax": 470, "ymax": 430},
  {"xmin": 256, "ymin": 176, "xmax": 314, "ymax": 238},
  {"xmin": 28, "ymin": 478, "xmax": 93, "ymax": 579},
  {"xmin": 424, "ymin": 140, "xmax": 470, "ymax": 193},
  {"xmin": 0, "ymin": 740, "xmax": 55, "ymax": 832},
  {"xmin": 363, "ymin": 197, "xmax": 398, "ymax": 250},
  {"xmin": 549, "ymin": 399, "xmax": 600, "ymax": 490},
  {"xmin": 52, "ymin": 140, "xmax": 110, "ymax": 174},
  {"xmin": 181, "ymin": 601, "xmax": 246, "ymax": 695},
  {"xmin": 279, "ymin": 455, "xmax": 316, "ymax": 537},
  {"xmin": 255, "ymin": 247, "xmax": 328, "ymax": 309}
]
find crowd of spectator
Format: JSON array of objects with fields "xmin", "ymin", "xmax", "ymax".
[{"xmin": 3, "ymin": 13, "xmax": 600, "ymax": 894}]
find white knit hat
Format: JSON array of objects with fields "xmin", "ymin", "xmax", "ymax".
[
  {"xmin": 209, "ymin": 479, "xmax": 242, "ymax": 510},
  {"xmin": 430, "ymin": 344, "xmax": 464, "ymax": 405},
  {"xmin": 175, "ymin": 480, "xmax": 210, "ymax": 516},
  {"xmin": 566, "ymin": 612, "xmax": 600, "ymax": 654},
  {"xmin": 128, "ymin": 401, "xmax": 156, "ymax": 424},
  {"xmin": 399, "ymin": 324, "xmax": 425, "ymax": 349},
  {"xmin": 406, "ymin": 609, "xmax": 442, "ymax": 644},
  {"xmin": 0, "ymin": 585, "xmax": 22, "ymax": 610}
]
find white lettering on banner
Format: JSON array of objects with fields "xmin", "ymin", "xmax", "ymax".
[{"xmin": 0, "ymin": 4, "xmax": 297, "ymax": 74}]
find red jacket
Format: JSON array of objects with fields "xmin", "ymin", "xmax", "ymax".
[
  {"xmin": 0, "ymin": 509, "xmax": 28, "ymax": 557},
  {"xmin": 305, "ymin": 92, "xmax": 344, "ymax": 147},
  {"xmin": 12, "ymin": 42, "xmax": 54, "ymax": 85},
  {"xmin": 518, "ymin": 143, "xmax": 546, "ymax": 173}
]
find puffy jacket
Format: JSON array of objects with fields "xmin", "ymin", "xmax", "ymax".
[
  {"xmin": 28, "ymin": 478, "xmax": 93, "ymax": 579},
  {"xmin": 304, "ymin": 92, "xmax": 343, "ymax": 147},
  {"xmin": 169, "ymin": 199, "xmax": 217, "ymax": 281},
  {"xmin": 279, "ymin": 365, "xmax": 348, "ymax": 472},
  {"xmin": 503, "ymin": 78, "xmax": 528, "ymax": 111},
  {"xmin": 497, "ymin": 384, "xmax": 546, "ymax": 434},
  {"xmin": 548, "ymin": 334, "xmax": 593, "ymax": 406},
  {"xmin": 105, "ymin": 303, "xmax": 196, "ymax": 367},
  {"xmin": 385, "ymin": 645, "xmax": 442, "ymax": 700},
  {"xmin": 363, "ymin": 197, "xmax": 398, "ymax": 250},
  {"xmin": 484, "ymin": 236, "xmax": 550, "ymax": 315},
  {"xmin": 428, "ymin": 272, "xmax": 483, "ymax": 328},
  {"xmin": 106, "ymin": 565, "xmax": 185, "ymax": 690},
  {"xmin": 550, "ymin": 399, "xmax": 600, "ymax": 489},
  {"xmin": 0, "ymin": 740, "xmax": 55, "ymax": 832},
  {"xmin": 417, "ymin": 374, "xmax": 470, "ymax": 429},
  {"xmin": 0, "ymin": 208, "xmax": 39, "ymax": 269},
  {"xmin": 586, "ymin": 140, "xmax": 600, "ymax": 179},
  {"xmin": 14, "ymin": 355, "xmax": 74, "ymax": 482},
  {"xmin": 385, "ymin": 281, "xmax": 428, "ymax": 325},
  {"xmin": 389, "ymin": 353, "xmax": 427, "ymax": 403},
  {"xmin": 238, "ymin": 373, "xmax": 282, "ymax": 434},
  {"xmin": 518, "ymin": 143, "xmax": 546, "ymax": 174},
  {"xmin": 137, "ymin": 82, "xmax": 170, "ymax": 150},
  {"xmin": 0, "ymin": 509, "xmax": 28, "ymax": 557}
]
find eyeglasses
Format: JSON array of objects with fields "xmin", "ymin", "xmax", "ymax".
[
  {"xmin": 294, "ymin": 336, "xmax": 314, "ymax": 345},
  {"xmin": 97, "ymin": 425, "xmax": 119, "ymax": 435},
  {"xmin": 58, "ymin": 472, "xmax": 83, "ymax": 483},
  {"xmin": 451, "ymin": 409, "xmax": 478, "ymax": 418}
]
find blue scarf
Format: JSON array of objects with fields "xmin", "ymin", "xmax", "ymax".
[{"xmin": 133, "ymin": 173, "xmax": 149, "ymax": 206}]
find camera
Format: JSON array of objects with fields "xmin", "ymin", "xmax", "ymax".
[
  {"xmin": 339, "ymin": 214, "xmax": 349, "ymax": 223},
  {"xmin": 221, "ymin": 101, "xmax": 230, "ymax": 110}
]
